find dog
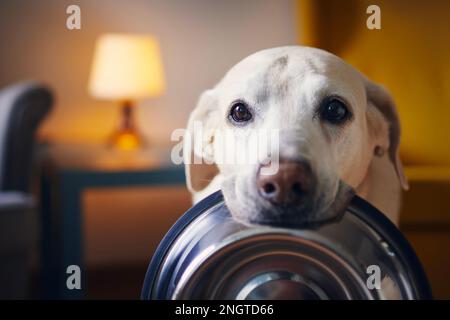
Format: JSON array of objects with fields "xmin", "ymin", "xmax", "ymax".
[{"xmin": 184, "ymin": 46, "xmax": 408, "ymax": 227}]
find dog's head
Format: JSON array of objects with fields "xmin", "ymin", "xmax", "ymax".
[{"xmin": 185, "ymin": 46, "xmax": 407, "ymax": 228}]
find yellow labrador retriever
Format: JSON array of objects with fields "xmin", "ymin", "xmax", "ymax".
[{"xmin": 184, "ymin": 46, "xmax": 408, "ymax": 227}]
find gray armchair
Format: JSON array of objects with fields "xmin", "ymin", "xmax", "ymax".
[{"xmin": 0, "ymin": 82, "xmax": 53, "ymax": 299}]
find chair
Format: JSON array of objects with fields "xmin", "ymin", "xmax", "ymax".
[{"xmin": 0, "ymin": 82, "xmax": 53, "ymax": 298}]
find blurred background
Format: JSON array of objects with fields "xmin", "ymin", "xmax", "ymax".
[{"xmin": 0, "ymin": 0, "xmax": 449, "ymax": 299}]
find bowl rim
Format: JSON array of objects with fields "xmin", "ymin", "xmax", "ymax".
[{"xmin": 141, "ymin": 191, "xmax": 432, "ymax": 300}]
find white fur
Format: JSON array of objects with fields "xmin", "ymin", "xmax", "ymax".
[{"xmin": 185, "ymin": 46, "xmax": 407, "ymax": 225}]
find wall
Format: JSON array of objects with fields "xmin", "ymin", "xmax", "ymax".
[
  {"xmin": 298, "ymin": 0, "xmax": 450, "ymax": 166},
  {"xmin": 0, "ymin": 0, "xmax": 297, "ymax": 147}
]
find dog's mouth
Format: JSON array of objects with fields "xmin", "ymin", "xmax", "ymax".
[{"xmin": 225, "ymin": 179, "xmax": 355, "ymax": 230}]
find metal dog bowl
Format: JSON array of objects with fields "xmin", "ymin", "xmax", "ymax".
[{"xmin": 142, "ymin": 191, "xmax": 431, "ymax": 300}]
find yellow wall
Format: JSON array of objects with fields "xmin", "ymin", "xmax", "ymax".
[{"xmin": 298, "ymin": 0, "xmax": 450, "ymax": 166}]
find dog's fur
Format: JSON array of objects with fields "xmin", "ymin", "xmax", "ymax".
[{"xmin": 184, "ymin": 46, "xmax": 408, "ymax": 226}]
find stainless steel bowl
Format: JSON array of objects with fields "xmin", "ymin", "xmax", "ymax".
[{"xmin": 142, "ymin": 191, "xmax": 431, "ymax": 300}]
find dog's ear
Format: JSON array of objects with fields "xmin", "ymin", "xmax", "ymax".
[
  {"xmin": 364, "ymin": 80, "xmax": 409, "ymax": 190},
  {"xmin": 184, "ymin": 90, "xmax": 220, "ymax": 194}
]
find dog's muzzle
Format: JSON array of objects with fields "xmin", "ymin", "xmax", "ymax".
[{"xmin": 252, "ymin": 158, "xmax": 354, "ymax": 227}]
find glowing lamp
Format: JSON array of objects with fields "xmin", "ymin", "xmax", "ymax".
[{"xmin": 88, "ymin": 33, "xmax": 165, "ymax": 150}]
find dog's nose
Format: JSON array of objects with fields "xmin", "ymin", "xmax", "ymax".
[{"xmin": 257, "ymin": 159, "xmax": 313, "ymax": 205}]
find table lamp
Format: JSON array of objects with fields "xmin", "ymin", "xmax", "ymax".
[{"xmin": 88, "ymin": 33, "xmax": 165, "ymax": 150}]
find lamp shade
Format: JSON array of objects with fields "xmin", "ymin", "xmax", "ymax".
[{"xmin": 88, "ymin": 33, "xmax": 165, "ymax": 100}]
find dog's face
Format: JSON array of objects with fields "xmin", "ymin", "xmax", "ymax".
[{"xmin": 185, "ymin": 47, "xmax": 407, "ymax": 228}]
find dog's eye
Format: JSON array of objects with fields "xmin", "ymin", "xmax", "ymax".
[
  {"xmin": 320, "ymin": 98, "xmax": 350, "ymax": 124},
  {"xmin": 229, "ymin": 102, "xmax": 252, "ymax": 123}
]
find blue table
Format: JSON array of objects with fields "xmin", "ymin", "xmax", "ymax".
[{"xmin": 39, "ymin": 144, "xmax": 185, "ymax": 299}]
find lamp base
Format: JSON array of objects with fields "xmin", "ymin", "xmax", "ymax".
[{"xmin": 109, "ymin": 101, "xmax": 146, "ymax": 151}]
